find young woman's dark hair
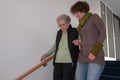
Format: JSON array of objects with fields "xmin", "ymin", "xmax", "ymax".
[{"xmin": 71, "ymin": 1, "xmax": 90, "ymax": 14}]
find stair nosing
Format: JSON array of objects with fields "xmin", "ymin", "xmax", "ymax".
[{"xmin": 102, "ymin": 75, "xmax": 120, "ymax": 78}]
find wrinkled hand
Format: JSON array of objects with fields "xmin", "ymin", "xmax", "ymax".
[
  {"xmin": 72, "ymin": 39, "xmax": 80, "ymax": 46},
  {"xmin": 40, "ymin": 53, "xmax": 49, "ymax": 61},
  {"xmin": 88, "ymin": 53, "xmax": 96, "ymax": 61}
]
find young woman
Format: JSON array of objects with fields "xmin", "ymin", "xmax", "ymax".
[
  {"xmin": 41, "ymin": 14, "xmax": 79, "ymax": 80},
  {"xmin": 71, "ymin": 1, "xmax": 106, "ymax": 80}
]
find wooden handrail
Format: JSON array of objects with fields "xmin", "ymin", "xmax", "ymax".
[{"xmin": 16, "ymin": 55, "xmax": 54, "ymax": 80}]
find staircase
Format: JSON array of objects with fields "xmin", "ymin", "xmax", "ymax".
[{"xmin": 100, "ymin": 61, "xmax": 120, "ymax": 80}]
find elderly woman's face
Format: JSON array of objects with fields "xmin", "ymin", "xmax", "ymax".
[{"xmin": 58, "ymin": 20, "xmax": 69, "ymax": 32}]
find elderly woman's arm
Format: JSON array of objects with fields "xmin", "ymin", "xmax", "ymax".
[
  {"xmin": 46, "ymin": 43, "xmax": 56, "ymax": 56},
  {"xmin": 41, "ymin": 43, "xmax": 56, "ymax": 60}
]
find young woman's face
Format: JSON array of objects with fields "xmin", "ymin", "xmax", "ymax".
[
  {"xmin": 58, "ymin": 20, "xmax": 69, "ymax": 32},
  {"xmin": 74, "ymin": 11, "xmax": 86, "ymax": 19}
]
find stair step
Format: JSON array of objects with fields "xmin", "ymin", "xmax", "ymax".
[
  {"xmin": 100, "ymin": 61, "xmax": 120, "ymax": 80},
  {"xmin": 105, "ymin": 61, "xmax": 120, "ymax": 68},
  {"xmin": 102, "ymin": 67, "xmax": 120, "ymax": 77},
  {"xmin": 100, "ymin": 75, "xmax": 120, "ymax": 80}
]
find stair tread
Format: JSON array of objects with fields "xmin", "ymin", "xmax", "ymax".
[
  {"xmin": 103, "ymin": 67, "xmax": 120, "ymax": 75},
  {"xmin": 101, "ymin": 75, "xmax": 120, "ymax": 80},
  {"xmin": 105, "ymin": 61, "xmax": 120, "ymax": 67}
]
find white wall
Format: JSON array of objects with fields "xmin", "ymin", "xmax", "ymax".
[{"xmin": 0, "ymin": 0, "xmax": 101, "ymax": 80}]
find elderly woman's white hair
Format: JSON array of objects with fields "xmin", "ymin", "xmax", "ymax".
[{"xmin": 56, "ymin": 14, "xmax": 71, "ymax": 24}]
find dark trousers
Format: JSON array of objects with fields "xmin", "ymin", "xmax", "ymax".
[{"xmin": 53, "ymin": 63, "xmax": 75, "ymax": 80}]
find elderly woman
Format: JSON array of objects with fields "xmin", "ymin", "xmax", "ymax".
[
  {"xmin": 41, "ymin": 14, "xmax": 79, "ymax": 80},
  {"xmin": 71, "ymin": 1, "xmax": 106, "ymax": 80}
]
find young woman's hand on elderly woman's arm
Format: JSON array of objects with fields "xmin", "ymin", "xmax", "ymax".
[{"xmin": 72, "ymin": 39, "xmax": 81, "ymax": 46}]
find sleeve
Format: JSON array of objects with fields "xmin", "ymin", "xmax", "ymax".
[
  {"xmin": 90, "ymin": 14, "xmax": 106, "ymax": 56},
  {"xmin": 46, "ymin": 42, "xmax": 56, "ymax": 56}
]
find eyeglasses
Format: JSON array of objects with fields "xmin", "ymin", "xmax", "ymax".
[{"xmin": 58, "ymin": 23, "xmax": 67, "ymax": 27}]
